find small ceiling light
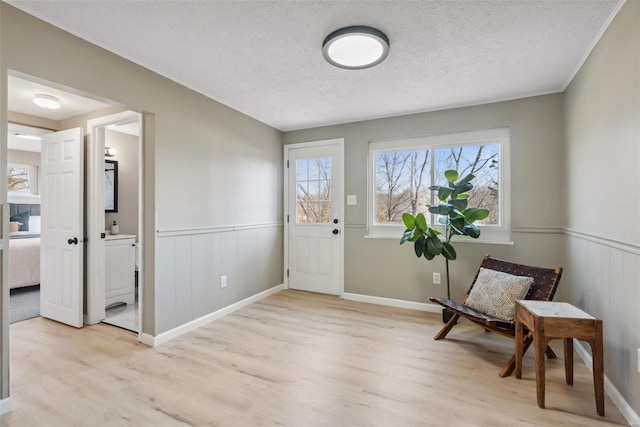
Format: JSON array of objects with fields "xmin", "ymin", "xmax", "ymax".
[
  {"xmin": 105, "ymin": 146, "xmax": 118, "ymax": 157},
  {"xmin": 15, "ymin": 133, "xmax": 42, "ymax": 141},
  {"xmin": 322, "ymin": 25, "xmax": 389, "ymax": 70},
  {"xmin": 33, "ymin": 94, "xmax": 61, "ymax": 109}
]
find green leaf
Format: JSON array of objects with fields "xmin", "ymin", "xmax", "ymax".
[
  {"xmin": 464, "ymin": 208, "xmax": 490, "ymax": 222},
  {"xmin": 449, "ymin": 218, "xmax": 465, "ymax": 235},
  {"xmin": 402, "ymin": 213, "xmax": 415, "ymax": 229},
  {"xmin": 426, "ymin": 235, "xmax": 443, "ymax": 255},
  {"xmin": 452, "ymin": 182, "xmax": 473, "ymax": 197},
  {"xmin": 463, "ymin": 224, "xmax": 481, "ymax": 238},
  {"xmin": 437, "ymin": 187, "xmax": 453, "ymax": 201},
  {"xmin": 456, "ymin": 194, "xmax": 470, "ymax": 199},
  {"xmin": 415, "ymin": 213, "xmax": 427, "ymax": 231},
  {"xmin": 456, "ymin": 173, "xmax": 475, "ymax": 187},
  {"xmin": 449, "ymin": 198, "xmax": 468, "ymax": 211},
  {"xmin": 444, "ymin": 170, "xmax": 458, "ymax": 183},
  {"xmin": 414, "ymin": 236, "xmax": 426, "ymax": 257},
  {"xmin": 442, "ymin": 242, "xmax": 457, "ymax": 260},
  {"xmin": 423, "ymin": 250, "xmax": 435, "ymax": 260},
  {"xmin": 400, "ymin": 230, "xmax": 413, "ymax": 244},
  {"xmin": 428, "ymin": 204, "xmax": 453, "ymax": 215}
]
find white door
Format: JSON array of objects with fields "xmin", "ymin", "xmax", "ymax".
[
  {"xmin": 286, "ymin": 140, "xmax": 344, "ymax": 295},
  {"xmin": 40, "ymin": 128, "xmax": 84, "ymax": 328}
]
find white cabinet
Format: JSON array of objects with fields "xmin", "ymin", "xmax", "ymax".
[{"xmin": 105, "ymin": 234, "xmax": 136, "ymax": 307}]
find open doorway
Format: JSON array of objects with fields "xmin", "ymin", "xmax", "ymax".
[{"xmin": 6, "ymin": 73, "xmax": 144, "ymax": 335}]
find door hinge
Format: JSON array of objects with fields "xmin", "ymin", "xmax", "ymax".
[
  {"xmin": 287, "ymin": 160, "xmax": 289, "ymax": 168},
  {"xmin": 287, "ymin": 214, "xmax": 289, "ymax": 223},
  {"xmin": 287, "ymin": 269, "xmax": 289, "ymax": 278}
]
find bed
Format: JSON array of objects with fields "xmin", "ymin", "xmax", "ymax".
[{"xmin": 9, "ymin": 203, "xmax": 41, "ymax": 290}]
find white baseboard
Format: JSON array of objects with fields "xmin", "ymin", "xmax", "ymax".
[
  {"xmin": 573, "ymin": 339, "xmax": 640, "ymax": 426},
  {"xmin": 140, "ymin": 284, "xmax": 284, "ymax": 347},
  {"xmin": 342, "ymin": 292, "xmax": 442, "ymax": 313},
  {"xmin": 0, "ymin": 397, "xmax": 13, "ymax": 415}
]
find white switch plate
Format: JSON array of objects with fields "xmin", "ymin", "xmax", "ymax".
[
  {"xmin": 347, "ymin": 195, "xmax": 357, "ymax": 205},
  {"xmin": 221, "ymin": 275, "xmax": 227, "ymax": 288},
  {"xmin": 433, "ymin": 272, "xmax": 441, "ymax": 285}
]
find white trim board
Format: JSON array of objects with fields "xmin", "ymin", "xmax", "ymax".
[
  {"xmin": 342, "ymin": 292, "xmax": 442, "ymax": 313},
  {"xmin": 141, "ymin": 284, "xmax": 284, "ymax": 347},
  {"xmin": 573, "ymin": 339, "xmax": 640, "ymax": 426},
  {"xmin": 0, "ymin": 397, "xmax": 13, "ymax": 415}
]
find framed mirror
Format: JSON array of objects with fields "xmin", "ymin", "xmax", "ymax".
[{"xmin": 105, "ymin": 160, "xmax": 118, "ymax": 212}]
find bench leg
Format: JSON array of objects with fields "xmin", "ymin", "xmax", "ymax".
[{"xmin": 434, "ymin": 313, "xmax": 460, "ymax": 340}]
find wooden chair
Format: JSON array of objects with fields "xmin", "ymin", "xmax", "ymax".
[{"xmin": 430, "ymin": 255, "xmax": 563, "ymax": 377}]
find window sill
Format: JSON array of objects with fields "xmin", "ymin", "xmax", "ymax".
[{"xmin": 364, "ymin": 234, "xmax": 514, "ymax": 246}]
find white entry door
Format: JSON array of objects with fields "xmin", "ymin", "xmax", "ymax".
[
  {"xmin": 40, "ymin": 128, "xmax": 84, "ymax": 328},
  {"xmin": 286, "ymin": 140, "xmax": 344, "ymax": 295}
]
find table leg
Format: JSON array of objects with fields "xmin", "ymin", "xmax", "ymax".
[
  {"xmin": 591, "ymin": 321, "xmax": 605, "ymax": 416},
  {"xmin": 534, "ymin": 324, "xmax": 546, "ymax": 408},
  {"xmin": 515, "ymin": 319, "xmax": 523, "ymax": 379},
  {"xmin": 564, "ymin": 337, "xmax": 573, "ymax": 385}
]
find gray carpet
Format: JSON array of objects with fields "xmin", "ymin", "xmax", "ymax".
[{"xmin": 10, "ymin": 285, "xmax": 40, "ymax": 323}]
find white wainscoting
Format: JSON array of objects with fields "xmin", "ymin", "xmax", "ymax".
[
  {"xmin": 564, "ymin": 230, "xmax": 640, "ymax": 424},
  {"xmin": 156, "ymin": 223, "xmax": 283, "ymax": 334}
]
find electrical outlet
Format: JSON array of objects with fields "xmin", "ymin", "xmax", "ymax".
[
  {"xmin": 433, "ymin": 272, "xmax": 441, "ymax": 285},
  {"xmin": 220, "ymin": 275, "xmax": 227, "ymax": 288}
]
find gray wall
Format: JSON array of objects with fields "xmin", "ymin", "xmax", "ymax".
[
  {"xmin": 104, "ymin": 129, "xmax": 139, "ymax": 238},
  {"xmin": 0, "ymin": 2, "xmax": 283, "ymax": 401},
  {"xmin": 564, "ymin": 1, "xmax": 640, "ymax": 412},
  {"xmin": 284, "ymin": 94, "xmax": 565, "ymax": 303}
]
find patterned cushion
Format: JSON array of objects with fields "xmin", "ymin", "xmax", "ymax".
[{"xmin": 464, "ymin": 268, "xmax": 534, "ymax": 322}]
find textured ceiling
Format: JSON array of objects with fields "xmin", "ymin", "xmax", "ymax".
[{"xmin": 6, "ymin": 1, "xmax": 623, "ymax": 131}]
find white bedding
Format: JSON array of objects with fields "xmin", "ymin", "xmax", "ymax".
[{"xmin": 9, "ymin": 237, "xmax": 40, "ymax": 289}]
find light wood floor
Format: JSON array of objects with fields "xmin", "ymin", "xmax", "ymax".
[{"xmin": 1, "ymin": 290, "xmax": 627, "ymax": 426}]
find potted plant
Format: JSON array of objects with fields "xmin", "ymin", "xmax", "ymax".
[{"xmin": 400, "ymin": 169, "xmax": 489, "ymax": 323}]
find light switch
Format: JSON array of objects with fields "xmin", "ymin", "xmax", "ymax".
[{"xmin": 347, "ymin": 195, "xmax": 357, "ymax": 205}]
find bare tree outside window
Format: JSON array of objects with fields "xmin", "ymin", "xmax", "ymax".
[
  {"xmin": 375, "ymin": 150, "xmax": 430, "ymax": 223},
  {"xmin": 374, "ymin": 143, "xmax": 499, "ymax": 225},
  {"xmin": 434, "ymin": 145, "xmax": 499, "ymax": 224},
  {"xmin": 296, "ymin": 157, "xmax": 332, "ymax": 223}
]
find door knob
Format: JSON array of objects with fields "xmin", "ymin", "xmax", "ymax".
[
  {"xmin": 67, "ymin": 237, "xmax": 78, "ymax": 245},
  {"xmin": 332, "ymin": 229, "xmax": 340, "ymax": 235}
]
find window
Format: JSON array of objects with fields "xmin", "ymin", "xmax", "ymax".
[
  {"xmin": 296, "ymin": 157, "xmax": 332, "ymax": 223},
  {"xmin": 8, "ymin": 164, "xmax": 38, "ymax": 196},
  {"xmin": 368, "ymin": 128, "xmax": 510, "ymax": 242}
]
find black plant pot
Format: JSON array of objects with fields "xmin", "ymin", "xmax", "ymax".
[{"xmin": 442, "ymin": 308, "xmax": 454, "ymax": 324}]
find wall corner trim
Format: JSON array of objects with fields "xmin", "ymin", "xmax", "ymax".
[
  {"xmin": 141, "ymin": 284, "xmax": 284, "ymax": 347},
  {"xmin": 573, "ymin": 339, "xmax": 640, "ymax": 426},
  {"xmin": 342, "ymin": 292, "xmax": 442, "ymax": 313},
  {"xmin": 0, "ymin": 397, "xmax": 13, "ymax": 415}
]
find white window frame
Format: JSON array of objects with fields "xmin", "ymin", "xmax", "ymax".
[{"xmin": 367, "ymin": 128, "xmax": 511, "ymax": 244}]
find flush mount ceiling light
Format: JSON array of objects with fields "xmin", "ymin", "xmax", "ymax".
[
  {"xmin": 322, "ymin": 26, "xmax": 389, "ymax": 70},
  {"xmin": 33, "ymin": 94, "xmax": 61, "ymax": 109},
  {"xmin": 105, "ymin": 146, "xmax": 118, "ymax": 157},
  {"xmin": 15, "ymin": 133, "xmax": 42, "ymax": 141}
]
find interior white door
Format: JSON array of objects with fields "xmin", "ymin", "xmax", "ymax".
[
  {"xmin": 287, "ymin": 142, "xmax": 343, "ymax": 295},
  {"xmin": 40, "ymin": 128, "xmax": 84, "ymax": 328}
]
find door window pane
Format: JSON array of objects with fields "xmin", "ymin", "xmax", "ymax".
[{"xmin": 296, "ymin": 157, "xmax": 332, "ymax": 223}]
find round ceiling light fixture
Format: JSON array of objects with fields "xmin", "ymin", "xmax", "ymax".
[
  {"xmin": 322, "ymin": 26, "xmax": 389, "ymax": 70},
  {"xmin": 33, "ymin": 94, "xmax": 61, "ymax": 109}
]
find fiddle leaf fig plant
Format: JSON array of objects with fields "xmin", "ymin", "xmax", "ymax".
[{"xmin": 400, "ymin": 169, "xmax": 489, "ymax": 300}]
